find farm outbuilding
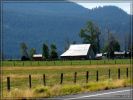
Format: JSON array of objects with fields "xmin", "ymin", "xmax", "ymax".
[
  {"xmin": 60, "ymin": 44, "xmax": 95, "ymax": 60},
  {"xmin": 32, "ymin": 54, "xmax": 43, "ymax": 61},
  {"xmin": 114, "ymin": 51, "xmax": 126, "ymax": 59},
  {"xmin": 95, "ymin": 53, "xmax": 103, "ymax": 60}
]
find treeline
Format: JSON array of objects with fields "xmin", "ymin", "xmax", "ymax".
[
  {"xmin": 79, "ymin": 21, "xmax": 132, "ymax": 59},
  {"xmin": 20, "ymin": 20, "xmax": 132, "ymax": 60},
  {"xmin": 20, "ymin": 43, "xmax": 58, "ymax": 61}
]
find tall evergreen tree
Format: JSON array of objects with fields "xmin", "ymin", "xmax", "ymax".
[
  {"xmin": 42, "ymin": 43, "xmax": 49, "ymax": 59},
  {"xmin": 29, "ymin": 48, "xmax": 36, "ymax": 60},
  {"xmin": 20, "ymin": 42, "xmax": 29, "ymax": 60},
  {"xmin": 50, "ymin": 44, "xmax": 58, "ymax": 59},
  {"xmin": 104, "ymin": 33, "xmax": 120, "ymax": 59}
]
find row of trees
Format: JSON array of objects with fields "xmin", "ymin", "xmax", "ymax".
[
  {"xmin": 20, "ymin": 43, "xmax": 58, "ymax": 60},
  {"xmin": 79, "ymin": 21, "xmax": 132, "ymax": 59},
  {"xmin": 20, "ymin": 20, "xmax": 132, "ymax": 60},
  {"xmin": 42, "ymin": 43, "xmax": 58, "ymax": 60}
]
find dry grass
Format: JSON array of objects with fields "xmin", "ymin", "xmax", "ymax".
[{"xmin": 2, "ymin": 79, "xmax": 131, "ymax": 99}]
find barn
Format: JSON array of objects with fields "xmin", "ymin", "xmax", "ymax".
[
  {"xmin": 60, "ymin": 44, "xmax": 95, "ymax": 60},
  {"xmin": 32, "ymin": 54, "xmax": 43, "ymax": 61}
]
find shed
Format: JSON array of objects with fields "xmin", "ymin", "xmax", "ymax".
[
  {"xmin": 60, "ymin": 44, "xmax": 95, "ymax": 60},
  {"xmin": 33, "ymin": 54, "xmax": 43, "ymax": 61},
  {"xmin": 95, "ymin": 53, "xmax": 103, "ymax": 60},
  {"xmin": 114, "ymin": 51, "xmax": 125, "ymax": 58}
]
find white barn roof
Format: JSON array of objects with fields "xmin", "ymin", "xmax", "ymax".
[
  {"xmin": 60, "ymin": 44, "xmax": 91, "ymax": 57},
  {"xmin": 33, "ymin": 54, "xmax": 42, "ymax": 57}
]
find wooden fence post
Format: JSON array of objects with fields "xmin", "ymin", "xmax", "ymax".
[
  {"xmin": 60, "ymin": 73, "xmax": 63, "ymax": 84},
  {"xmin": 126, "ymin": 68, "xmax": 128, "ymax": 78},
  {"xmin": 29, "ymin": 75, "xmax": 32, "ymax": 88},
  {"xmin": 118, "ymin": 68, "xmax": 120, "ymax": 79},
  {"xmin": 38, "ymin": 61, "xmax": 39, "ymax": 66},
  {"xmin": 96, "ymin": 70, "xmax": 99, "ymax": 82},
  {"xmin": 86, "ymin": 71, "xmax": 89, "ymax": 83},
  {"xmin": 109, "ymin": 69, "xmax": 111, "ymax": 79},
  {"xmin": 13, "ymin": 61, "xmax": 15, "ymax": 66},
  {"xmin": 43, "ymin": 74, "xmax": 46, "ymax": 86},
  {"xmin": 23, "ymin": 61, "xmax": 24, "ymax": 66},
  {"xmin": 7, "ymin": 77, "xmax": 10, "ymax": 91},
  {"xmin": 30, "ymin": 61, "xmax": 32, "ymax": 66},
  {"xmin": 74, "ymin": 72, "xmax": 77, "ymax": 83}
]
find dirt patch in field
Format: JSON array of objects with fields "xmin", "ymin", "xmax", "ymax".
[{"xmin": 2, "ymin": 64, "xmax": 130, "ymax": 71}]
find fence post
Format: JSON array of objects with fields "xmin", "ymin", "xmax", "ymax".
[
  {"xmin": 96, "ymin": 70, "xmax": 99, "ymax": 82},
  {"xmin": 23, "ymin": 61, "xmax": 24, "ymax": 66},
  {"xmin": 74, "ymin": 72, "xmax": 77, "ymax": 83},
  {"xmin": 43, "ymin": 74, "xmax": 46, "ymax": 86},
  {"xmin": 13, "ymin": 61, "xmax": 15, "ymax": 66},
  {"xmin": 86, "ymin": 71, "xmax": 89, "ymax": 83},
  {"xmin": 104, "ymin": 60, "xmax": 105, "ymax": 64},
  {"xmin": 126, "ymin": 68, "xmax": 128, "ymax": 78},
  {"xmin": 90, "ymin": 60, "xmax": 91, "ymax": 65},
  {"xmin": 7, "ymin": 77, "xmax": 10, "ymax": 91},
  {"xmin": 60, "ymin": 73, "xmax": 63, "ymax": 84},
  {"xmin": 118, "ymin": 68, "xmax": 120, "ymax": 79},
  {"xmin": 30, "ymin": 61, "xmax": 32, "ymax": 66},
  {"xmin": 38, "ymin": 61, "xmax": 39, "ymax": 66},
  {"xmin": 115, "ymin": 60, "xmax": 116, "ymax": 64},
  {"xmin": 29, "ymin": 75, "xmax": 32, "ymax": 88},
  {"xmin": 109, "ymin": 69, "xmax": 111, "ymax": 79}
]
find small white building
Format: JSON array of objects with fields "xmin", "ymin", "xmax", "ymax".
[
  {"xmin": 114, "ymin": 51, "xmax": 125, "ymax": 58},
  {"xmin": 95, "ymin": 53, "xmax": 103, "ymax": 60},
  {"xmin": 33, "ymin": 54, "xmax": 43, "ymax": 61},
  {"xmin": 60, "ymin": 44, "xmax": 95, "ymax": 60}
]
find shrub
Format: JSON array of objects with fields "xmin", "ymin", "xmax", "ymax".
[
  {"xmin": 34, "ymin": 86, "xmax": 49, "ymax": 93},
  {"xmin": 60, "ymin": 84, "xmax": 82, "ymax": 95}
]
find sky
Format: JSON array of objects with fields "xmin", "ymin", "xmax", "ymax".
[{"xmin": 75, "ymin": 2, "xmax": 131, "ymax": 15}]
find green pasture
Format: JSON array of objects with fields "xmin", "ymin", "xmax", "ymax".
[{"xmin": 2, "ymin": 59, "xmax": 131, "ymax": 66}]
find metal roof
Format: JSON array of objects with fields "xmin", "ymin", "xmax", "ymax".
[
  {"xmin": 96, "ymin": 53, "xmax": 102, "ymax": 57},
  {"xmin": 33, "ymin": 54, "xmax": 42, "ymax": 57},
  {"xmin": 60, "ymin": 44, "xmax": 91, "ymax": 57},
  {"xmin": 114, "ymin": 51, "xmax": 125, "ymax": 55}
]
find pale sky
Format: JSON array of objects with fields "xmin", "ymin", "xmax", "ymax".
[{"xmin": 76, "ymin": 2, "xmax": 131, "ymax": 15}]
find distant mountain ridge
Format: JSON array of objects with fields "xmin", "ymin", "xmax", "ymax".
[{"xmin": 3, "ymin": 2, "xmax": 131, "ymax": 59}]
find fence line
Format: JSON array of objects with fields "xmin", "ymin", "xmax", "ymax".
[
  {"xmin": 6, "ymin": 67, "xmax": 129, "ymax": 91},
  {"xmin": 3, "ymin": 59, "xmax": 130, "ymax": 66}
]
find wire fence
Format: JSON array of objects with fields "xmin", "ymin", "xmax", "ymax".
[{"xmin": 5, "ymin": 67, "xmax": 130, "ymax": 91}]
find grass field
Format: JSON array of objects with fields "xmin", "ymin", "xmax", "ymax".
[
  {"xmin": 2, "ymin": 59, "xmax": 131, "ymax": 66},
  {"xmin": 1, "ymin": 59, "xmax": 132, "ymax": 98}
]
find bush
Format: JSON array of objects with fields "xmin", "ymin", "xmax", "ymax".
[
  {"xmin": 60, "ymin": 84, "xmax": 82, "ymax": 95},
  {"xmin": 34, "ymin": 86, "xmax": 49, "ymax": 93}
]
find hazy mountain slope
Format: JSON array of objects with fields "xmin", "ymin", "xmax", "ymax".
[{"xmin": 3, "ymin": 2, "xmax": 130, "ymax": 59}]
